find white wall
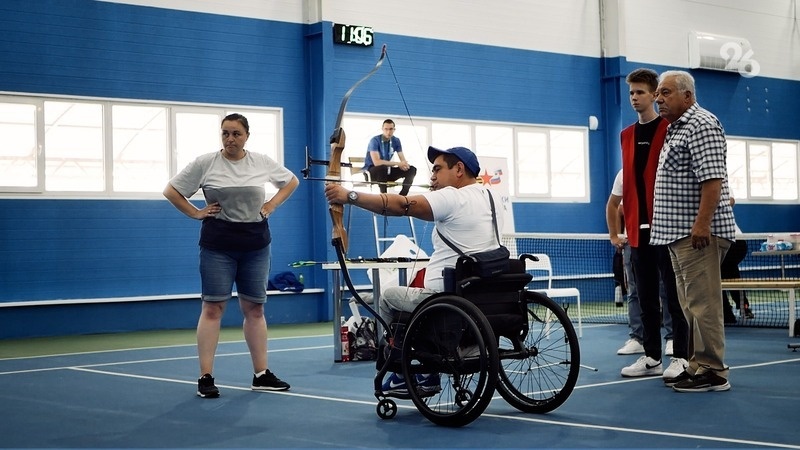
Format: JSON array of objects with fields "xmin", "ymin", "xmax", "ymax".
[
  {"xmin": 99, "ymin": 0, "xmax": 800, "ymax": 81},
  {"xmin": 96, "ymin": 0, "xmax": 308, "ymax": 23},
  {"xmin": 617, "ymin": 0, "xmax": 799, "ymax": 80},
  {"xmin": 323, "ymin": 0, "xmax": 603, "ymax": 57}
]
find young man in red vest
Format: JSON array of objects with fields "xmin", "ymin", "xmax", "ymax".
[{"xmin": 611, "ymin": 68, "xmax": 689, "ymax": 382}]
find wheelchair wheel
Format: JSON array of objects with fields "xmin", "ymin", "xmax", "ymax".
[
  {"xmin": 401, "ymin": 295, "xmax": 499, "ymax": 427},
  {"xmin": 496, "ymin": 290, "xmax": 580, "ymax": 414}
]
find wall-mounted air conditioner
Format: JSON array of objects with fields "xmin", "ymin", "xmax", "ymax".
[{"xmin": 688, "ymin": 31, "xmax": 757, "ymax": 76}]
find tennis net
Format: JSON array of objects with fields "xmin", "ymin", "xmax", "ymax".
[{"xmin": 502, "ymin": 232, "xmax": 799, "ymax": 330}]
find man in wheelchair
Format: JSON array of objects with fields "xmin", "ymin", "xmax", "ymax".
[{"xmin": 325, "ymin": 145, "xmax": 504, "ymax": 395}]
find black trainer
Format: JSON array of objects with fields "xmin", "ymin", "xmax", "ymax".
[
  {"xmin": 252, "ymin": 369, "xmax": 290, "ymax": 391},
  {"xmin": 664, "ymin": 369, "xmax": 692, "ymax": 387},
  {"xmin": 197, "ymin": 373, "xmax": 220, "ymax": 398},
  {"xmin": 672, "ymin": 371, "xmax": 730, "ymax": 392}
]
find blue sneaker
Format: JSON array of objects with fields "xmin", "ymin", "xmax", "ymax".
[
  {"xmin": 381, "ymin": 372, "xmax": 408, "ymax": 395},
  {"xmin": 416, "ymin": 373, "xmax": 441, "ymax": 396}
]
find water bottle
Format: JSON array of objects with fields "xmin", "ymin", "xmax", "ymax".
[
  {"xmin": 340, "ymin": 316, "xmax": 350, "ymax": 362},
  {"xmin": 298, "ymin": 273, "xmax": 304, "ymax": 285}
]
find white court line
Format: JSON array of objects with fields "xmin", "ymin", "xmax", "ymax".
[
  {"xmin": 67, "ymin": 364, "xmax": 800, "ymax": 450},
  {"xmin": 568, "ymin": 356, "xmax": 800, "ymax": 390},
  {"xmin": 0, "ymin": 333, "xmax": 331, "ymax": 361},
  {"xmin": 0, "ymin": 345, "xmax": 331, "ymax": 376},
  {"xmin": 476, "ymin": 411, "xmax": 800, "ymax": 449},
  {"xmin": 70, "ymin": 366, "xmax": 397, "ymax": 407}
]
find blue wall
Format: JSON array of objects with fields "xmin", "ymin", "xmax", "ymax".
[{"xmin": 0, "ymin": 0, "xmax": 798, "ymax": 338}]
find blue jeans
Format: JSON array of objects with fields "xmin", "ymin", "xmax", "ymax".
[
  {"xmin": 625, "ymin": 244, "xmax": 673, "ymax": 342},
  {"xmin": 199, "ymin": 245, "xmax": 271, "ymax": 303},
  {"xmin": 623, "ymin": 244, "xmax": 642, "ymax": 341},
  {"xmin": 661, "ymin": 282, "xmax": 673, "ymax": 340}
]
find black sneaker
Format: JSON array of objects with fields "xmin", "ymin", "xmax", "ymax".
[
  {"xmin": 664, "ymin": 369, "xmax": 692, "ymax": 387},
  {"xmin": 672, "ymin": 371, "xmax": 730, "ymax": 392},
  {"xmin": 197, "ymin": 373, "xmax": 220, "ymax": 398},
  {"xmin": 252, "ymin": 370, "xmax": 290, "ymax": 391}
]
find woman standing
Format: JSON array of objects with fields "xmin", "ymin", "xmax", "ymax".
[{"xmin": 164, "ymin": 113, "xmax": 299, "ymax": 398}]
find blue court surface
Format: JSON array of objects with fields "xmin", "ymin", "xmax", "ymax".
[{"xmin": 1, "ymin": 324, "xmax": 798, "ymax": 449}]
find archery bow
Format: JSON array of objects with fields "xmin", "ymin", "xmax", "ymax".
[
  {"xmin": 322, "ymin": 45, "xmax": 392, "ymax": 333},
  {"xmin": 326, "ymin": 44, "xmax": 387, "ymax": 252}
]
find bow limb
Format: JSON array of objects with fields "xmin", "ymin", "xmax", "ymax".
[
  {"xmin": 327, "ymin": 45, "xmax": 387, "ymax": 253},
  {"xmin": 329, "ymin": 45, "xmax": 387, "ymax": 145}
]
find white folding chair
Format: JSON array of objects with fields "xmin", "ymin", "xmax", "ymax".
[
  {"xmin": 526, "ymin": 253, "xmax": 582, "ymax": 338},
  {"xmin": 346, "ymin": 156, "xmax": 373, "ymax": 193}
]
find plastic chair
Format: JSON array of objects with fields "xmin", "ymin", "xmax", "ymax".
[
  {"xmin": 346, "ymin": 156, "xmax": 373, "ymax": 193},
  {"xmin": 525, "ymin": 253, "xmax": 582, "ymax": 337}
]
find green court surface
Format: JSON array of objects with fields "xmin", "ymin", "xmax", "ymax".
[{"xmin": 0, "ymin": 322, "xmax": 333, "ymax": 359}]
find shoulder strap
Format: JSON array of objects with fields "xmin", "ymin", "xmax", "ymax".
[{"xmin": 436, "ymin": 189, "xmax": 501, "ymax": 255}]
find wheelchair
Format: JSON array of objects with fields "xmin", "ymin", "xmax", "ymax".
[{"xmin": 371, "ymin": 254, "xmax": 581, "ymax": 427}]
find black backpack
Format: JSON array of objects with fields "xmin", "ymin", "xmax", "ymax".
[{"xmin": 349, "ymin": 317, "xmax": 377, "ymax": 361}]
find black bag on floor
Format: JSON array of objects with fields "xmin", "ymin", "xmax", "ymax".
[{"xmin": 349, "ymin": 317, "xmax": 377, "ymax": 361}]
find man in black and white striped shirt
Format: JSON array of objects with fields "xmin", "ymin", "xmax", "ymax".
[{"xmin": 651, "ymin": 70, "xmax": 737, "ymax": 393}]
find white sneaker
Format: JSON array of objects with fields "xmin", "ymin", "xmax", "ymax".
[
  {"xmin": 621, "ymin": 356, "xmax": 663, "ymax": 377},
  {"xmin": 617, "ymin": 338, "xmax": 645, "ymax": 355},
  {"xmin": 665, "ymin": 339, "xmax": 674, "ymax": 356},
  {"xmin": 663, "ymin": 357, "xmax": 688, "ymax": 379}
]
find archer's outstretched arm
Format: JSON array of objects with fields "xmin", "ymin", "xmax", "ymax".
[{"xmin": 325, "ymin": 184, "xmax": 433, "ymax": 221}]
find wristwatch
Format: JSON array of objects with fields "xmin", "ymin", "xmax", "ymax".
[{"xmin": 347, "ymin": 190, "xmax": 359, "ymax": 204}]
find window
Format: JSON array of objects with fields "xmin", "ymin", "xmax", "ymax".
[
  {"xmin": 0, "ymin": 94, "xmax": 283, "ymax": 197},
  {"xmin": 727, "ymin": 138, "xmax": 799, "ymax": 202},
  {"xmin": 0, "ymin": 102, "xmax": 37, "ymax": 190},
  {"xmin": 342, "ymin": 114, "xmax": 589, "ymax": 200},
  {"xmin": 44, "ymin": 101, "xmax": 104, "ymax": 192},
  {"xmin": 112, "ymin": 105, "xmax": 168, "ymax": 193}
]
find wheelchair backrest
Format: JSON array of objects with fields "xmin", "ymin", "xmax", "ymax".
[{"xmin": 453, "ymin": 258, "xmax": 533, "ymax": 317}]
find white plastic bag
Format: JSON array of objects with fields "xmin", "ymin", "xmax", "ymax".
[{"xmin": 366, "ymin": 234, "xmax": 428, "ymax": 289}]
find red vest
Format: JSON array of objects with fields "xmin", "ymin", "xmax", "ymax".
[{"xmin": 619, "ymin": 119, "xmax": 668, "ymax": 247}]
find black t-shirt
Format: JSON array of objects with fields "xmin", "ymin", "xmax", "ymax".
[{"xmin": 633, "ymin": 116, "xmax": 664, "ymax": 227}]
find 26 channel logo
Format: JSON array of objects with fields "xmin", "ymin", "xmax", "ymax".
[{"xmin": 721, "ymin": 41, "xmax": 760, "ymax": 78}]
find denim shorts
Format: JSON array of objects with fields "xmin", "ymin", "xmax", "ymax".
[{"xmin": 199, "ymin": 245, "xmax": 271, "ymax": 304}]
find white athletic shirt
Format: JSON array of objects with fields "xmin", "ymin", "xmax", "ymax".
[
  {"xmin": 423, "ymin": 183, "xmax": 504, "ymax": 291},
  {"xmin": 611, "ymin": 169, "xmax": 623, "ymax": 197}
]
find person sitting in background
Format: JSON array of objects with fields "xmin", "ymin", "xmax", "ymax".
[
  {"xmin": 721, "ymin": 197, "xmax": 753, "ymax": 323},
  {"xmin": 363, "ymin": 119, "xmax": 417, "ymax": 195}
]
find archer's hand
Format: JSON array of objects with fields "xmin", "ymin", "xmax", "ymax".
[{"xmin": 324, "ymin": 184, "xmax": 348, "ymax": 205}]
